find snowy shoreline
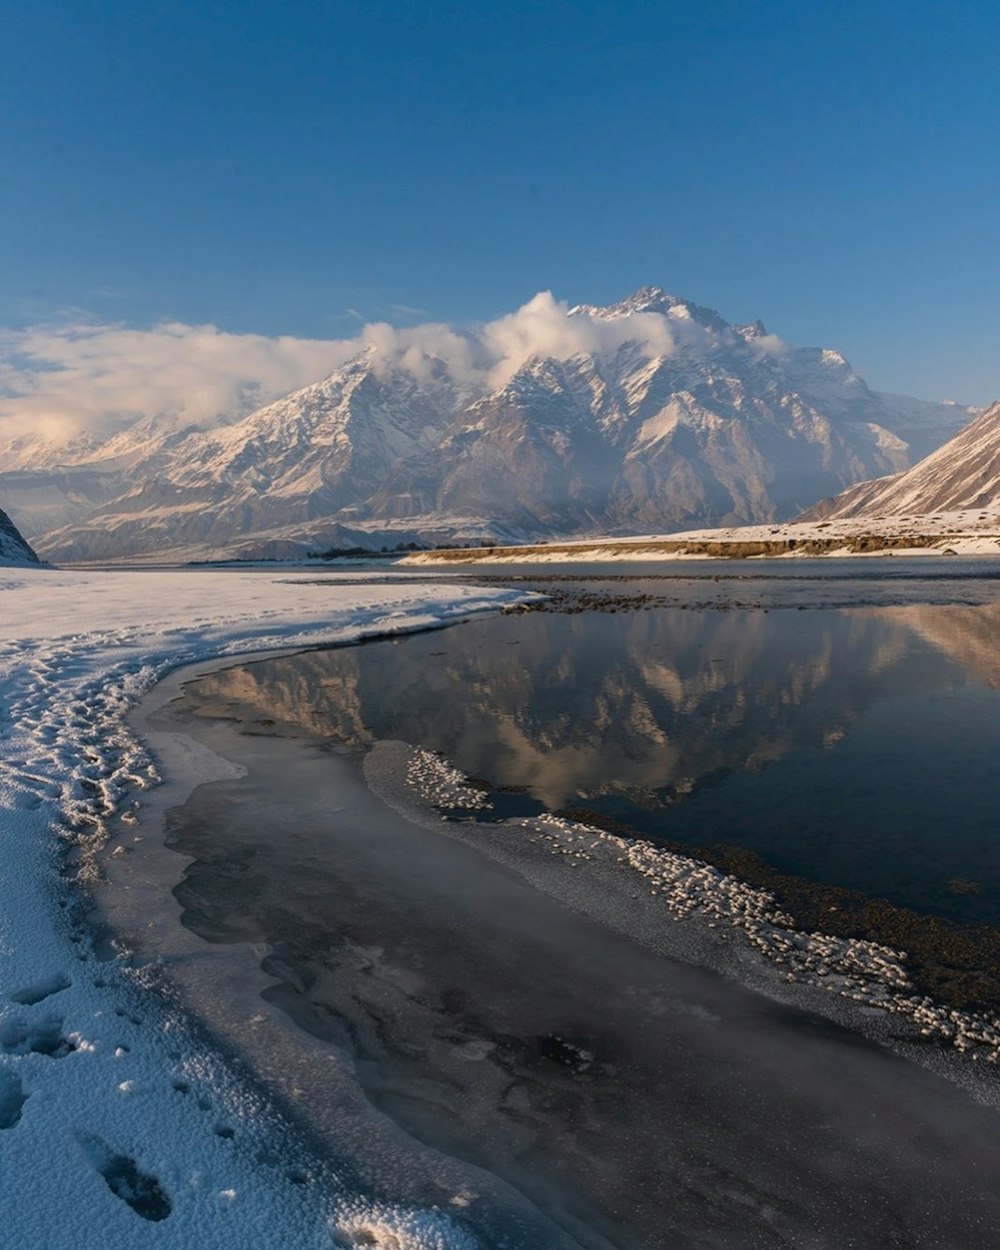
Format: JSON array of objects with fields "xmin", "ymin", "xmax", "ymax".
[
  {"xmin": 0, "ymin": 568, "xmax": 526, "ymax": 1248},
  {"xmin": 105, "ymin": 668, "xmax": 595, "ymax": 1250},
  {"xmin": 400, "ymin": 509, "xmax": 1000, "ymax": 565},
  {"xmin": 6, "ymin": 566, "xmax": 1000, "ymax": 1247}
]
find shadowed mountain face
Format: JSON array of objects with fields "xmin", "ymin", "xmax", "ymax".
[
  {"xmin": 800, "ymin": 399, "xmax": 1000, "ymax": 521},
  {"xmin": 1, "ymin": 288, "xmax": 973, "ymax": 562},
  {"xmin": 0, "ymin": 506, "xmax": 38, "ymax": 564}
]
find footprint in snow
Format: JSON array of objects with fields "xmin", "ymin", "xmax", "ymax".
[
  {"xmin": 0, "ymin": 1015, "xmax": 77, "ymax": 1059},
  {"xmin": 10, "ymin": 972, "xmax": 71, "ymax": 1006},
  {"xmin": 77, "ymin": 1134, "xmax": 172, "ymax": 1222},
  {"xmin": 0, "ymin": 1069, "xmax": 27, "ymax": 1130}
]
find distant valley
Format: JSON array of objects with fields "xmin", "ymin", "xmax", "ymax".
[{"xmin": 800, "ymin": 399, "xmax": 1000, "ymax": 522}]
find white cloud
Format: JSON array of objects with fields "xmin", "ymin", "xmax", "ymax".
[
  {"xmin": 0, "ymin": 322, "xmax": 359, "ymax": 444},
  {"xmin": 747, "ymin": 331, "xmax": 792, "ymax": 359},
  {"xmin": 353, "ymin": 291, "xmax": 706, "ymax": 393},
  {"xmin": 481, "ymin": 291, "xmax": 689, "ymax": 387},
  {"xmin": 0, "ymin": 293, "xmax": 735, "ymax": 447},
  {"xmin": 359, "ymin": 319, "xmax": 487, "ymax": 390}
]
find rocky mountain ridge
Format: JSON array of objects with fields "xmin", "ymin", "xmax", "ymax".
[
  {"xmin": 799, "ymin": 400, "xmax": 1000, "ymax": 521},
  {"xmin": 0, "ymin": 287, "xmax": 978, "ymax": 562},
  {"xmin": 0, "ymin": 506, "xmax": 40, "ymax": 565}
]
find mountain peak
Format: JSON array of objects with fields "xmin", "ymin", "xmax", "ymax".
[
  {"xmin": 7, "ymin": 286, "xmax": 977, "ymax": 563},
  {"xmin": 574, "ymin": 286, "xmax": 732, "ymax": 335},
  {"xmin": 611, "ymin": 285, "xmax": 682, "ymax": 314}
]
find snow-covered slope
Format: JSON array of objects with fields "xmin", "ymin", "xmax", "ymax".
[
  {"xmin": 800, "ymin": 400, "xmax": 1000, "ymax": 521},
  {"xmin": 0, "ymin": 504, "xmax": 39, "ymax": 564},
  {"xmin": 6, "ymin": 288, "xmax": 976, "ymax": 562}
]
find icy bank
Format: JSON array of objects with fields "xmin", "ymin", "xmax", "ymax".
[
  {"xmin": 0, "ymin": 568, "xmax": 524, "ymax": 1248},
  {"xmin": 369, "ymin": 743, "xmax": 1000, "ymax": 1093},
  {"xmin": 100, "ymin": 710, "xmax": 1000, "ymax": 1249}
]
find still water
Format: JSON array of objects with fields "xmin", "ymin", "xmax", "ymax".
[
  {"xmin": 128, "ymin": 563, "xmax": 1000, "ymax": 1250},
  {"xmin": 186, "ymin": 570, "xmax": 1000, "ymax": 927}
]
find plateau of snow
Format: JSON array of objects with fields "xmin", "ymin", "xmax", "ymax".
[
  {"xmin": 0, "ymin": 568, "xmax": 525, "ymax": 1248},
  {"xmin": 400, "ymin": 508, "xmax": 1000, "ymax": 565}
]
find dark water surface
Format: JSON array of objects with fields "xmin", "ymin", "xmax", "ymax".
[
  {"xmin": 134, "ymin": 562, "xmax": 1000, "ymax": 1250},
  {"xmin": 187, "ymin": 565, "xmax": 1000, "ymax": 927}
]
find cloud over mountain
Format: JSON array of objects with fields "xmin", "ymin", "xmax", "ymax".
[
  {"xmin": 0, "ymin": 287, "xmax": 978, "ymax": 563},
  {"xmin": 0, "ymin": 293, "xmax": 769, "ymax": 445},
  {"xmin": 0, "ymin": 321, "xmax": 359, "ymax": 443}
]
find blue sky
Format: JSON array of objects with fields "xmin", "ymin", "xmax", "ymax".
[{"xmin": 3, "ymin": 0, "xmax": 999, "ymax": 403}]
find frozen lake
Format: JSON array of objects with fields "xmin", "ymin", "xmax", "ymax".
[{"xmin": 107, "ymin": 561, "xmax": 1000, "ymax": 1249}]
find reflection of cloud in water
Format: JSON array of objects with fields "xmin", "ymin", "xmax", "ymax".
[
  {"xmin": 490, "ymin": 710, "xmax": 680, "ymax": 810},
  {"xmin": 184, "ymin": 605, "xmax": 947, "ymax": 815}
]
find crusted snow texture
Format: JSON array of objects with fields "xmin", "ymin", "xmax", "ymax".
[
  {"xmin": 0, "ymin": 569, "xmax": 522, "ymax": 1248},
  {"xmin": 525, "ymin": 815, "xmax": 1000, "ymax": 1063},
  {"xmin": 406, "ymin": 748, "xmax": 493, "ymax": 812},
  {"xmin": 396, "ymin": 744, "xmax": 1000, "ymax": 1065}
]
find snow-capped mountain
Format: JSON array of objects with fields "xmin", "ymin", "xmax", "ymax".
[
  {"xmin": 0, "ymin": 505, "xmax": 39, "ymax": 564},
  {"xmin": 3, "ymin": 288, "xmax": 977, "ymax": 562},
  {"xmin": 799, "ymin": 400, "xmax": 1000, "ymax": 521}
]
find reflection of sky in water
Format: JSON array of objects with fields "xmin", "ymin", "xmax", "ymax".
[{"xmin": 186, "ymin": 595, "xmax": 1000, "ymax": 925}]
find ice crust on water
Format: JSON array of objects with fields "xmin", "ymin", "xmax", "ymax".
[
  {"xmin": 333, "ymin": 1206, "xmax": 480, "ymax": 1250},
  {"xmin": 407, "ymin": 748, "xmax": 493, "ymax": 812},
  {"xmin": 0, "ymin": 568, "xmax": 524, "ymax": 1248},
  {"xmin": 403, "ymin": 751, "xmax": 1000, "ymax": 1067}
]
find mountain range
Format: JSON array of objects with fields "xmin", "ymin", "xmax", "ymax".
[{"xmin": 0, "ymin": 288, "xmax": 979, "ymax": 562}]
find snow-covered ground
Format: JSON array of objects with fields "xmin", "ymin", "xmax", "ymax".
[
  {"xmin": 0, "ymin": 568, "xmax": 524, "ymax": 1248},
  {"xmin": 401, "ymin": 509, "xmax": 1000, "ymax": 564}
]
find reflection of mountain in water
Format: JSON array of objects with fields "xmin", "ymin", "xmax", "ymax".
[
  {"xmin": 870, "ymin": 604, "xmax": 1000, "ymax": 690},
  {"xmin": 186, "ymin": 606, "xmax": 951, "ymax": 814}
]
